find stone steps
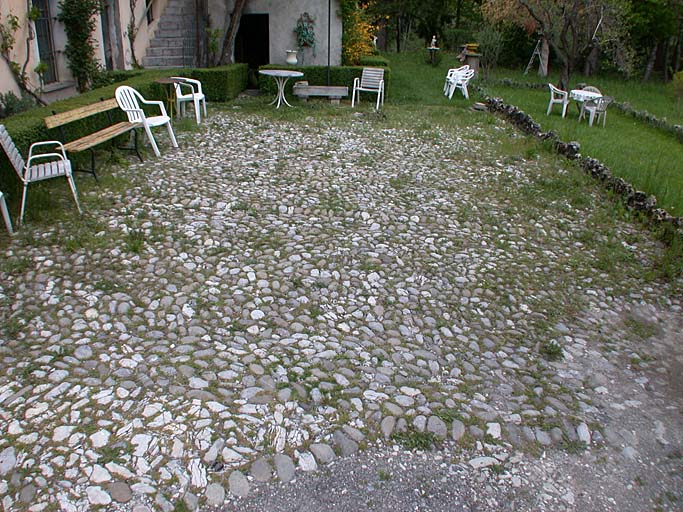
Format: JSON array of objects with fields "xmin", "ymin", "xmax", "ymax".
[{"xmin": 142, "ymin": 0, "xmax": 196, "ymax": 68}]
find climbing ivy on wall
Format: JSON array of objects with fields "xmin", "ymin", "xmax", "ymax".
[
  {"xmin": 339, "ymin": 0, "xmax": 375, "ymax": 65},
  {"xmin": 58, "ymin": 0, "xmax": 101, "ymax": 92}
]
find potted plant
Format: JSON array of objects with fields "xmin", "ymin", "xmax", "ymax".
[{"xmin": 294, "ymin": 12, "xmax": 316, "ymax": 56}]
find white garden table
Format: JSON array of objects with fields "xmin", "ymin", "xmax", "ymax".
[
  {"xmin": 570, "ymin": 89, "xmax": 602, "ymax": 116},
  {"xmin": 259, "ymin": 70, "xmax": 304, "ymax": 109}
]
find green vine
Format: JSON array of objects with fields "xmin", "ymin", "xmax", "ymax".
[
  {"xmin": 58, "ymin": 0, "xmax": 102, "ymax": 92},
  {"xmin": 0, "ymin": 11, "xmax": 45, "ymax": 105}
]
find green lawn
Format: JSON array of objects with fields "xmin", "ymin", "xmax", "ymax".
[{"xmin": 382, "ymin": 51, "xmax": 682, "ymax": 216}]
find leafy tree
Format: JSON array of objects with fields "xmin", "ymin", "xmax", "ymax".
[
  {"xmin": 482, "ymin": 0, "xmax": 631, "ymax": 90},
  {"xmin": 341, "ymin": 0, "xmax": 375, "ymax": 64},
  {"xmin": 629, "ymin": 0, "xmax": 678, "ymax": 81}
]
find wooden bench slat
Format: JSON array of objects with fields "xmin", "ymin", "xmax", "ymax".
[
  {"xmin": 63, "ymin": 122, "xmax": 138, "ymax": 152},
  {"xmin": 45, "ymin": 98, "xmax": 120, "ymax": 129}
]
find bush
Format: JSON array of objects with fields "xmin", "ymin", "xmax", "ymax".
[
  {"xmin": 0, "ymin": 91, "xmax": 36, "ymax": 119},
  {"xmin": 190, "ymin": 64, "xmax": 248, "ymax": 102},
  {"xmin": 359, "ymin": 56, "xmax": 389, "ymax": 67}
]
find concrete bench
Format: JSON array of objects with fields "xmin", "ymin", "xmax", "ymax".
[{"xmin": 292, "ymin": 83, "xmax": 349, "ymax": 104}]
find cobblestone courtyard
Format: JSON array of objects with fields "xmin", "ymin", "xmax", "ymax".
[{"xmin": 0, "ymin": 104, "xmax": 681, "ymax": 511}]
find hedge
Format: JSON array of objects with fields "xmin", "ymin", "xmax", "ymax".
[
  {"xmin": 359, "ymin": 56, "xmax": 390, "ymax": 67},
  {"xmin": 258, "ymin": 64, "xmax": 391, "ymax": 99},
  {"xmin": 0, "ymin": 64, "xmax": 248, "ymax": 209}
]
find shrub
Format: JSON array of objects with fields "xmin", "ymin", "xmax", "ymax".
[
  {"xmin": 360, "ymin": 56, "xmax": 389, "ymax": 67},
  {"xmin": 0, "ymin": 91, "xmax": 36, "ymax": 119},
  {"xmin": 340, "ymin": 0, "xmax": 375, "ymax": 65},
  {"xmin": 190, "ymin": 64, "xmax": 248, "ymax": 102}
]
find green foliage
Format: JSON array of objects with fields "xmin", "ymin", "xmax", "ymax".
[
  {"xmin": 190, "ymin": 64, "xmax": 248, "ymax": 102},
  {"xmin": 474, "ymin": 26, "xmax": 503, "ymax": 79},
  {"xmin": 57, "ymin": 0, "xmax": 102, "ymax": 92},
  {"xmin": 360, "ymin": 56, "xmax": 389, "ymax": 67},
  {"xmin": 671, "ymin": 71, "xmax": 683, "ymax": 104},
  {"xmin": 294, "ymin": 12, "xmax": 316, "ymax": 53},
  {"xmin": 0, "ymin": 92, "xmax": 35, "ymax": 119},
  {"xmin": 391, "ymin": 429, "xmax": 439, "ymax": 450},
  {"xmin": 540, "ymin": 339, "xmax": 563, "ymax": 361},
  {"xmin": 0, "ymin": 13, "xmax": 19, "ymax": 56},
  {"xmin": 340, "ymin": 0, "xmax": 375, "ymax": 65}
]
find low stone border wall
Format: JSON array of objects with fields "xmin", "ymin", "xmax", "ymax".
[
  {"xmin": 485, "ymin": 97, "xmax": 682, "ymax": 232},
  {"xmin": 487, "ymin": 78, "xmax": 683, "ymax": 143}
]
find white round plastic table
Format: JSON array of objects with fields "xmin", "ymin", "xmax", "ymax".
[
  {"xmin": 259, "ymin": 70, "xmax": 304, "ymax": 109},
  {"xmin": 569, "ymin": 89, "xmax": 602, "ymax": 102}
]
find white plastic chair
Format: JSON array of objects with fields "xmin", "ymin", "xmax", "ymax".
[
  {"xmin": 444, "ymin": 65, "xmax": 469, "ymax": 97},
  {"xmin": 0, "ymin": 191, "xmax": 13, "ymax": 235},
  {"xmin": 171, "ymin": 77, "xmax": 207, "ymax": 124},
  {"xmin": 547, "ymin": 83, "xmax": 569, "ymax": 117},
  {"xmin": 579, "ymin": 96, "xmax": 613, "ymax": 127},
  {"xmin": 0, "ymin": 124, "xmax": 82, "ymax": 225},
  {"xmin": 352, "ymin": 67, "xmax": 385, "ymax": 110},
  {"xmin": 447, "ymin": 68, "xmax": 475, "ymax": 100},
  {"xmin": 115, "ymin": 85, "xmax": 178, "ymax": 157}
]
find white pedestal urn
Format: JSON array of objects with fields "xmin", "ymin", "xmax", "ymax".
[{"xmin": 286, "ymin": 50, "xmax": 298, "ymax": 65}]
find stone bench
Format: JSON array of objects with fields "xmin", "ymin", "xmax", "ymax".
[{"xmin": 292, "ymin": 82, "xmax": 349, "ymax": 104}]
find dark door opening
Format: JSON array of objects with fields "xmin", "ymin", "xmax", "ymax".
[{"xmin": 235, "ymin": 14, "xmax": 269, "ymax": 87}]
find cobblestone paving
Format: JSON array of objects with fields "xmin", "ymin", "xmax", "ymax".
[{"xmin": 0, "ymin": 104, "xmax": 681, "ymax": 511}]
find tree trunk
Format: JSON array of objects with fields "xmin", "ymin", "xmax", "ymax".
[
  {"xmin": 455, "ymin": 0, "xmax": 462, "ymax": 28},
  {"xmin": 396, "ymin": 16, "xmax": 401, "ymax": 53},
  {"xmin": 538, "ymin": 37, "xmax": 549, "ymax": 77},
  {"xmin": 219, "ymin": 0, "xmax": 247, "ymax": 65},
  {"xmin": 663, "ymin": 38, "xmax": 671, "ymax": 81},
  {"xmin": 642, "ymin": 43, "xmax": 658, "ymax": 82},
  {"xmin": 583, "ymin": 45, "xmax": 600, "ymax": 76}
]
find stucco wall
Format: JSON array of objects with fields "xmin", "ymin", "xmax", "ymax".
[
  {"xmin": 208, "ymin": 0, "xmax": 342, "ymax": 66},
  {"xmin": 1, "ymin": 0, "xmax": 38, "ymax": 98}
]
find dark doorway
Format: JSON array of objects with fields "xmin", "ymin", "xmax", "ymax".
[{"xmin": 235, "ymin": 14, "xmax": 269, "ymax": 77}]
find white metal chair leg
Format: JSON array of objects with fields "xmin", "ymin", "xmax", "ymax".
[
  {"xmin": 0, "ymin": 192, "xmax": 13, "ymax": 236},
  {"xmin": 66, "ymin": 173, "xmax": 82, "ymax": 215},
  {"xmin": 20, "ymin": 183, "xmax": 28, "ymax": 225}
]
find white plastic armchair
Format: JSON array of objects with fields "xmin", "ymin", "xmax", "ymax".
[
  {"xmin": 444, "ymin": 65, "xmax": 469, "ymax": 97},
  {"xmin": 352, "ymin": 67, "xmax": 385, "ymax": 110},
  {"xmin": 579, "ymin": 96, "xmax": 613, "ymax": 127},
  {"xmin": 0, "ymin": 124, "xmax": 82, "ymax": 225},
  {"xmin": 171, "ymin": 76, "xmax": 207, "ymax": 124},
  {"xmin": 115, "ymin": 85, "xmax": 178, "ymax": 157},
  {"xmin": 447, "ymin": 68, "xmax": 475, "ymax": 100},
  {"xmin": 547, "ymin": 83, "xmax": 569, "ymax": 117}
]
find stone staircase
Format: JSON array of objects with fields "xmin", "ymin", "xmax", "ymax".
[{"xmin": 142, "ymin": 0, "xmax": 196, "ymax": 68}]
